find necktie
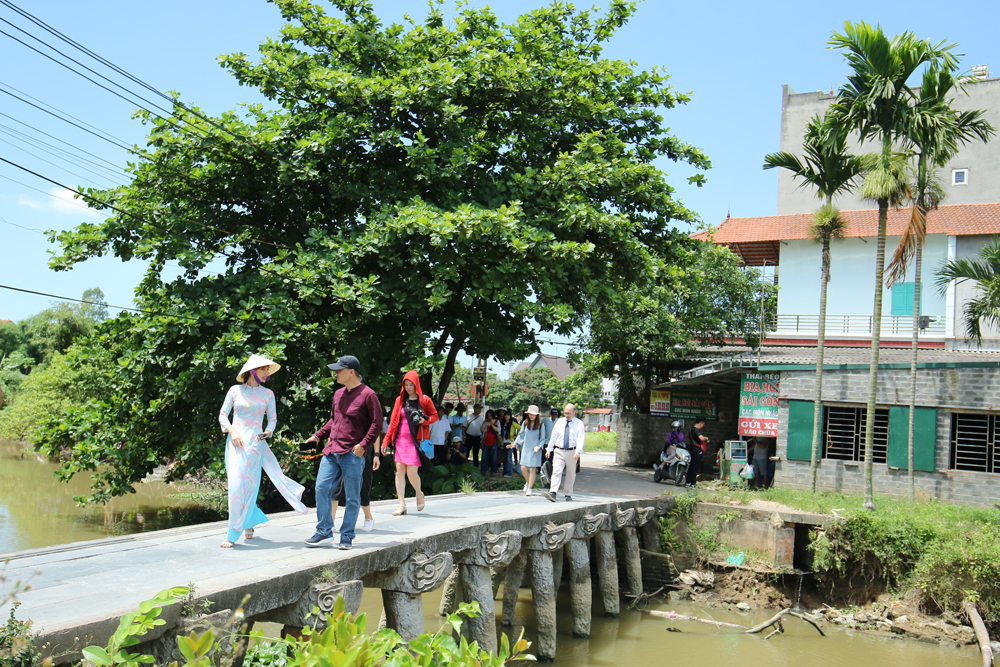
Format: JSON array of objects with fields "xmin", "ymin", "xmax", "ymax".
[{"xmin": 563, "ymin": 420, "xmax": 570, "ymax": 449}]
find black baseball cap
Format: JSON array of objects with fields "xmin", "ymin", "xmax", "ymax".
[
  {"xmin": 328, "ymin": 355, "xmax": 361, "ymax": 373},
  {"xmin": 550, "ymin": 408, "xmax": 561, "ymax": 415}
]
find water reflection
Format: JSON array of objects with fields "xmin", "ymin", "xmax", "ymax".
[{"xmin": 0, "ymin": 439, "xmax": 222, "ymax": 554}]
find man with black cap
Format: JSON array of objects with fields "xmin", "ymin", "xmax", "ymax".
[{"xmin": 304, "ymin": 355, "xmax": 382, "ymax": 549}]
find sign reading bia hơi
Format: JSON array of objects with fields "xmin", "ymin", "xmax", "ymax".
[{"xmin": 738, "ymin": 372, "xmax": 780, "ymax": 437}]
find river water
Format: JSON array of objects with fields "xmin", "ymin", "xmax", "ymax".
[
  {"xmin": 0, "ymin": 439, "xmax": 222, "ymax": 553},
  {"xmin": 0, "ymin": 439, "xmax": 979, "ymax": 665}
]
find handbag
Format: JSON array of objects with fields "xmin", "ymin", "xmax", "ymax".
[
  {"xmin": 740, "ymin": 463, "xmax": 755, "ymax": 480},
  {"xmin": 419, "ymin": 439, "xmax": 435, "ymax": 458}
]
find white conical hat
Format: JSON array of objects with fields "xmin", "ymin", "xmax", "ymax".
[{"xmin": 237, "ymin": 354, "xmax": 281, "ymax": 383}]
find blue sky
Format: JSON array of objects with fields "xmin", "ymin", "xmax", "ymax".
[{"xmin": 1, "ymin": 0, "xmax": 998, "ymax": 371}]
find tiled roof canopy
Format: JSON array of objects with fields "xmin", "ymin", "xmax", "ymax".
[{"xmin": 693, "ymin": 202, "xmax": 1000, "ymax": 265}]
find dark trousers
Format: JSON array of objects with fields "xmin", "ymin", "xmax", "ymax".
[
  {"xmin": 467, "ymin": 434, "xmax": 482, "ymax": 465},
  {"xmin": 333, "ymin": 444, "xmax": 373, "ymax": 506},
  {"xmin": 686, "ymin": 447, "xmax": 703, "ymax": 486},
  {"xmin": 480, "ymin": 444, "xmax": 498, "ymax": 475},
  {"xmin": 754, "ymin": 460, "xmax": 776, "ymax": 489}
]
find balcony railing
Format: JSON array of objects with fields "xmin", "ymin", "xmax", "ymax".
[{"xmin": 772, "ymin": 314, "xmax": 946, "ymax": 337}]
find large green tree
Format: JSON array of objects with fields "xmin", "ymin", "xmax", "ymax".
[
  {"xmin": 40, "ymin": 0, "xmax": 708, "ymax": 502},
  {"xmin": 586, "ymin": 242, "xmax": 773, "ymax": 411},
  {"xmin": 829, "ymin": 21, "xmax": 956, "ymax": 510},
  {"xmin": 764, "ymin": 113, "xmax": 865, "ymax": 492}
]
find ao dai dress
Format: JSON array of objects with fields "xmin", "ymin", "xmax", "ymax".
[
  {"xmin": 219, "ymin": 384, "xmax": 308, "ymax": 543},
  {"xmin": 515, "ymin": 421, "xmax": 550, "ymax": 468}
]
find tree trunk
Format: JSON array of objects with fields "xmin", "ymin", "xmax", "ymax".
[
  {"xmin": 907, "ymin": 234, "xmax": 923, "ymax": 501},
  {"xmin": 436, "ymin": 335, "xmax": 466, "ymax": 403},
  {"xmin": 810, "ymin": 237, "xmax": 831, "ymax": 492},
  {"xmin": 863, "ymin": 197, "xmax": 889, "ymax": 511}
]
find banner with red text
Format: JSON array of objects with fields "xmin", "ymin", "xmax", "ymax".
[{"xmin": 738, "ymin": 372, "xmax": 780, "ymax": 437}]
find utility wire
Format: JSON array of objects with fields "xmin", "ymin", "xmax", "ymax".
[
  {"xmin": 0, "ymin": 172, "xmax": 111, "ymax": 218},
  {"xmin": 0, "ymin": 122, "xmax": 125, "ymax": 181},
  {"xmin": 0, "ymin": 135, "xmax": 120, "ymax": 188},
  {"xmin": 0, "ymin": 84, "xmax": 132, "ymax": 150},
  {"xmin": 0, "ymin": 110, "xmax": 124, "ymax": 172}
]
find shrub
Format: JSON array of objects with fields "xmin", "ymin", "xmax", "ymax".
[{"xmin": 0, "ymin": 603, "xmax": 37, "ymax": 667}]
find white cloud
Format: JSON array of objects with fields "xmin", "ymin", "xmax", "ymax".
[{"xmin": 13, "ymin": 188, "xmax": 105, "ymax": 219}]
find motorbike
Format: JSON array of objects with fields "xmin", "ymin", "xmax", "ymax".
[{"xmin": 653, "ymin": 446, "xmax": 690, "ymax": 486}]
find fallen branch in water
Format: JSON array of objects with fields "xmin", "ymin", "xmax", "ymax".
[
  {"xmin": 637, "ymin": 608, "xmax": 746, "ymax": 629},
  {"xmin": 964, "ymin": 601, "xmax": 993, "ymax": 667},
  {"xmin": 745, "ymin": 608, "xmax": 825, "ymax": 637}
]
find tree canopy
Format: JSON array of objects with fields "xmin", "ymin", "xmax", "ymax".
[{"xmin": 37, "ymin": 0, "xmax": 713, "ymax": 502}]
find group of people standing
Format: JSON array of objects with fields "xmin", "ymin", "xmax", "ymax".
[{"xmin": 217, "ymin": 353, "xmax": 588, "ymax": 550}]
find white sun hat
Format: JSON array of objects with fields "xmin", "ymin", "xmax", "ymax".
[{"xmin": 237, "ymin": 354, "xmax": 281, "ymax": 383}]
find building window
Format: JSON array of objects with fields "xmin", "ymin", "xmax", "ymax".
[
  {"xmin": 890, "ymin": 282, "xmax": 921, "ymax": 316},
  {"xmin": 950, "ymin": 413, "xmax": 1000, "ymax": 472},
  {"xmin": 822, "ymin": 405, "xmax": 889, "ymax": 463},
  {"xmin": 952, "ymin": 168, "xmax": 969, "ymax": 185}
]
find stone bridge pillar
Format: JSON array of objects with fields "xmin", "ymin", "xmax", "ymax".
[
  {"xmin": 568, "ymin": 513, "xmax": 607, "ymax": 638},
  {"xmin": 364, "ymin": 552, "xmax": 453, "ymax": 640},
  {"xmin": 254, "ymin": 580, "xmax": 365, "ymax": 632},
  {"xmin": 454, "ymin": 530, "xmax": 522, "ymax": 653},
  {"xmin": 500, "ymin": 551, "xmax": 527, "ymax": 627},
  {"xmin": 623, "ymin": 507, "xmax": 656, "ymax": 596},
  {"xmin": 525, "ymin": 522, "xmax": 574, "ymax": 662}
]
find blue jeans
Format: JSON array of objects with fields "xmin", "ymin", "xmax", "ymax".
[
  {"xmin": 315, "ymin": 451, "xmax": 364, "ymax": 542},
  {"xmin": 501, "ymin": 446, "xmax": 513, "ymax": 476},
  {"xmin": 480, "ymin": 445, "xmax": 498, "ymax": 475}
]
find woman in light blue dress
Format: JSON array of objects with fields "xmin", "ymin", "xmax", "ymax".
[
  {"xmin": 514, "ymin": 405, "xmax": 549, "ymax": 496},
  {"xmin": 218, "ymin": 354, "xmax": 308, "ymax": 548}
]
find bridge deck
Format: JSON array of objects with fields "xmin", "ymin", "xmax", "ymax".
[{"xmin": 2, "ymin": 483, "xmax": 657, "ymax": 659}]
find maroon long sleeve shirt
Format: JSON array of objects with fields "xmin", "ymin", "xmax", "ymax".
[{"xmin": 313, "ymin": 383, "xmax": 383, "ymax": 455}]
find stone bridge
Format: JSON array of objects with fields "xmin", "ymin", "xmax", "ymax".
[{"xmin": 2, "ymin": 490, "xmax": 674, "ymax": 663}]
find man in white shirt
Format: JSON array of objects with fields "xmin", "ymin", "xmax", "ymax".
[
  {"xmin": 464, "ymin": 404, "xmax": 485, "ymax": 467},
  {"xmin": 543, "ymin": 403, "xmax": 585, "ymax": 502},
  {"xmin": 429, "ymin": 407, "xmax": 452, "ymax": 464}
]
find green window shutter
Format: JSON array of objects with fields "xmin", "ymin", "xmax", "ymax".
[
  {"xmin": 786, "ymin": 400, "xmax": 815, "ymax": 461},
  {"xmin": 887, "ymin": 406, "xmax": 937, "ymax": 472},
  {"xmin": 891, "ymin": 283, "xmax": 914, "ymax": 316}
]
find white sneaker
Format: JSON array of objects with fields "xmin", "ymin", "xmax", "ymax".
[
  {"xmin": 362, "ymin": 518, "xmax": 375, "ymax": 532},
  {"xmin": 525, "ymin": 487, "xmax": 532, "ymax": 496}
]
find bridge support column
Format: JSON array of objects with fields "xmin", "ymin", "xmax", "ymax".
[
  {"xmin": 381, "ymin": 591, "xmax": 423, "ymax": 640},
  {"xmin": 501, "ymin": 551, "xmax": 527, "ymax": 627},
  {"xmin": 621, "ymin": 526, "xmax": 643, "ymax": 597},
  {"xmin": 363, "ymin": 552, "xmax": 453, "ymax": 641},
  {"xmin": 454, "ymin": 530, "xmax": 523, "ymax": 654},
  {"xmin": 568, "ymin": 513, "xmax": 607, "ymax": 638},
  {"xmin": 491, "ymin": 566, "xmax": 504, "ymax": 600},
  {"xmin": 641, "ymin": 519, "xmax": 661, "ymax": 553},
  {"xmin": 526, "ymin": 522, "xmax": 575, "ymax": 662},
  {"xmin": 254, "ymin": 580, "xmax": 364, "ymax": 636},
  {"xmin": 552, "ymin": 547, "xmax": 564, "ymax": 594},
  {"xmin": 594, "ymin": 531, "xmax": 619, "ymax": 617},
  {"xmin": 438, "ymin": 566, "xmax": 461, "ymax": 616}
]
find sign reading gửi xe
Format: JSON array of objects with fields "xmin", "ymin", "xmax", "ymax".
[{"xmin": 738, "ymin": 372, "xmax": 780, "ymax": 437}]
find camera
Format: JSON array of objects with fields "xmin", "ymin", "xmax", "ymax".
[{"xmin": 409, "ymin": 409, "xmax": 426, "ymax": 424}]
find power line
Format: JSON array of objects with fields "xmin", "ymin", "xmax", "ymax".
[
  {"xmin": 0, "ymin": 135, "xmax": 119, "ymax": 188},
  {"xmin": 0, "ymin": 121, "xmax": 125, "ymax": 179},
  {"xmin": 0, "ymin": 172, "xmax": 113, "ymax": 218},
  {"xmin": 0, "ymin": 110, "xmax": 124, "ymax": 172},
  {"xmin": 0, "ymin": 83, "xmax": 132, "ymax": 150}
]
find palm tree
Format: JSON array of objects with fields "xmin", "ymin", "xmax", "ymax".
[
  {"xmin": 935, "ymin": 240, "xmax": 1000, "ymax": 343},
  {"xmin": 828, "ymin": 21, "xmax": 957, "ymax": 510},
  {"xmin": 764, "ymin": 113, "xmax": 864, "ymax": 492},
  {"xmin": 886, "ymin": 64, "xmax": 995, "ymax": 501}
]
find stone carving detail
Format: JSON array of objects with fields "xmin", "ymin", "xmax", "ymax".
[
  {"xmin": 655, "ymin": 495, "xmax": 676, "ymax": 516},
  {"xmin": 410, "ymin": 552, "xmax": 451, "ymax": 592},
  {"xmin": 480, "ymin": 531, "xmax": 519, "ymax": 565},
  {"xmin": 255, "ymin": 580, "xmax": 364, "ymax": 627},
  {"xmin": 611, "ymin": 508, "xmax": 636, "ymax": 530},
  {"xmin": 636, "ymin": 507, "xmax": 656, "ymax": 525},
  {"xmin": 575, "ymin": 513, "xmax": 608, "ymax": 538},
  {"xmin": 528, "ymin": 522, "xmax": 574, "ymax": 551}
]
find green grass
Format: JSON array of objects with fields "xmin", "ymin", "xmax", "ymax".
[
  {"xmin": 676, "ymin": 486, "xmax": 1000, "ymax": 625},
  {"xmin": 585, "ymin": 431, "xmax": 616, "ymax": 452}
]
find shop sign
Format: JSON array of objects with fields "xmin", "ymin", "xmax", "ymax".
[
  {"xmin": 738, "ymin": 372, "xmax": 780, "ymax": 437},
  {"xmin": 668, "ymin": 393, "xmax": 718, "ymax": 420},
  {"xmin": 650, "ymin": 389, "xmax": 671, "ymax": 417}
]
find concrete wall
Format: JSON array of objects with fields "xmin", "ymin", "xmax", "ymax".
[
  {"xmin": 777, "ymin": 235, "xmax": 948, "ymax": 318},
  {"xmin": 777, "ymin": 80, "xmax": 1000, "ymax": 216},
  {"xmin": 776, "ymin": 366, "xmax": 1000, "ymax": 506}
]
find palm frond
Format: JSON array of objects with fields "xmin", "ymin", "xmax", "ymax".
[
  {"xmin": 809, "ymin": 203, "xmax": 847, "ymax": 243},
  {"xmin": 885, "ymin": 203, "xmax": 925, "ymax": 287}
]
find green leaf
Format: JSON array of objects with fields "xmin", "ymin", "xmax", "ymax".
[{"xmin": 82, "ymin": 646, "xmax": 112, "ymax": 666}]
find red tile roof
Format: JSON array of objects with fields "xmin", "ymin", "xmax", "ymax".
[{"xmin": 693, "ymin": 202, "xmax": 1000, "ymax": 244}]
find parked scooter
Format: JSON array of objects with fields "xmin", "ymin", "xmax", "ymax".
[{"xmin": 654, "ymin": 446, "xmax": 690, "ymax": 486}]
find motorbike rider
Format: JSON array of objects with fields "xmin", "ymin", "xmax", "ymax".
[{"xmin": 654, "ymin": 421, "xmax": 686, "ymax": 479}]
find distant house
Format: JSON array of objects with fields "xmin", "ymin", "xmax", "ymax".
[
  {"xmin": 514, "ymin": 353, "xmax": 578, "ymax": 381},
  {"xmin": 582, "ymin": 407, "xmax": 614, "ymax": 432}
]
